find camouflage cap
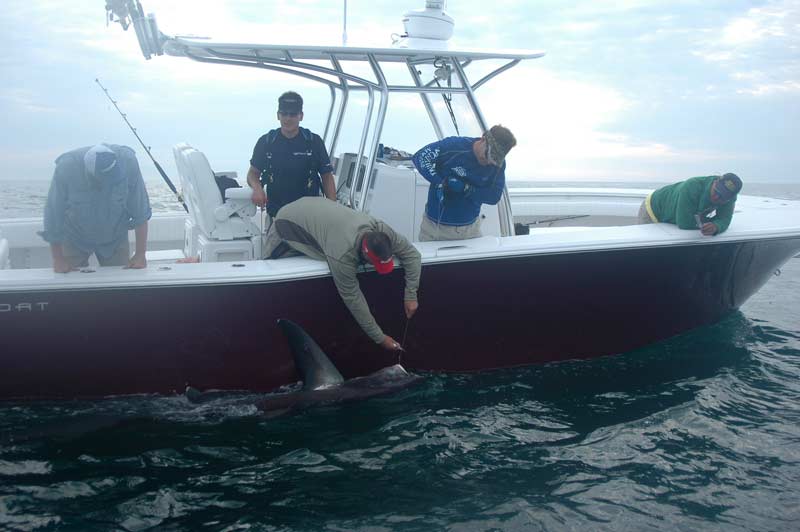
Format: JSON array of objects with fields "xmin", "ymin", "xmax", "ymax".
[
  {"xmin": 714, "ymin": 173, "xmax": 742, "ymax": 201},
  {"xmin": 484, "ymin": 125, "xmax": 517, "ymax": 166}
]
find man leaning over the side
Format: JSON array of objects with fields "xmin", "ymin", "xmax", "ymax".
[
  {"xmin": 40, "ymin": 143, "xmax": 152, "ymax": 273},
  {"xmin": 272, "ymin": 197, "xmax": 421, "ymax": 352},
  {"xmin": 639, "ymin": 173, "xmax": 743, "ymax": 236}
]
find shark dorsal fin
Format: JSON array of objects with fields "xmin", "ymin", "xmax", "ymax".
[{"xmin": 278, "ymin": 320, "xmax": 344, "ymax": 390}]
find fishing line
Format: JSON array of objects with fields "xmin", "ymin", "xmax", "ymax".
[{"xmin": 260, "ymin": 206, "xmax": 264, "ymax": 259}]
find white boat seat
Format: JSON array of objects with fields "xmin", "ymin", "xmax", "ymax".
[
  {"xmin": 215, "ymin": 188, "xmax": 256, "ymax": 223},
  {"xmin": 173, "ymin": 143, "xmax": 260, "ymax": 241}
]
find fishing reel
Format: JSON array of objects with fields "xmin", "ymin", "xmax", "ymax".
[
  {"xmin": 433, "ymin": 58, "xmax": 454, "ymax": 82},
  {"xmin": 105, "ymin": 0, "xmax": 135, "ymax": 29},
  {"xmin": 105, "ymin": 0, "xmax": 164, "ymax": 60}
]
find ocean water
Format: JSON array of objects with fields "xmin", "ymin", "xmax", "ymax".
[
  {"xmin": 1, "ymin": 181, "xmax": 800, "ymax": 531},
  {"xmin": 0, "ymin": 180, "xmax": 186, "ymax": 220}
]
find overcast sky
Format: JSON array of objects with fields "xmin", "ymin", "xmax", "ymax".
[{"xmin": 1, "ymin": 0, "xmax": 798, "ymax": 184}]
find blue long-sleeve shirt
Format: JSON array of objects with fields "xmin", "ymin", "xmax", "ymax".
[
  {"xmin": 412, "ymin": 136, "xmax": 505, "ymax": 226},
  {"xmin": 41, "ymin": 145, "xmax": 152, "ymax": 258}
]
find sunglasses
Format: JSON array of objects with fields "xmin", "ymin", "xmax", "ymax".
[{"xmin": 484, "ymin": 139, "xmax": 498, "ymax": 166}]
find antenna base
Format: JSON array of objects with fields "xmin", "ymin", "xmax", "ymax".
[{"xmin": 401, "ymin": 4, "xmax": 454, "ymax": 42}]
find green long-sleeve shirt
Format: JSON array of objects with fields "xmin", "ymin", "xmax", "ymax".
[
  {"xmin": 649, "ymin": 175, "xmax": 736, "ymax": 234},
  {"xmin": 274, "ymin": 197, "xmax": 422, "ymax": 344}
]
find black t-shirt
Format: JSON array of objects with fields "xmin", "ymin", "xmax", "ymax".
[{"xmin": 250, "ymin": 128, "xmax": 333, "ymax": 216}]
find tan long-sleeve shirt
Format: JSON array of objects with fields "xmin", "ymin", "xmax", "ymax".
[{"xmin": 274, "ymin": 197, "xmax": 422, "ymax": 343}]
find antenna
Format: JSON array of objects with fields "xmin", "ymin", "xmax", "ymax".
[{"xmin": 342, "ymin": 0, "xmax": 348, "ymax": 46}]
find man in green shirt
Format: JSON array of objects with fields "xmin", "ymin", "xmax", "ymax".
[{"xmin": 638, "ymin": 173, "xmax": 743, "ymax": 235}]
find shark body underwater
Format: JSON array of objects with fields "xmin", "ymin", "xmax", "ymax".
[
  {"xmin": 2, "ymin": 321, "xmax": 420, "ymax": 444},
  {"xmin": 186, "ymin": 319, "xmax": 423, "ymax": 417}
]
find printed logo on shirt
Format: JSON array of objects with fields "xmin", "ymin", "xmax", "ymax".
[
  {"xmin": 417, "ymin": 147, "xmax": 440, "ymax": 174},
  {"xmin": 452, "ymin": 167, "xmax": 467, "ymax": 177},
  {"xmin": 292, "ymin": 151, "xmax": 313, "ymax": 157}
]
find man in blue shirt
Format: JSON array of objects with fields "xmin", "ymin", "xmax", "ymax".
[
  {"xmin": 412, "ymin": 125, "xmax": 516, "ymax": 241},
  {"xmin": 41, "ymin": 144, "xmax": 152, "ymax": 273}
]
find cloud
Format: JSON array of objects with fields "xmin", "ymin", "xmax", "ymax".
[
  {"xmin": 736, "ymin": 80, "xmax": 800, "ymax": 96},
  {"xmin": 0, "ymin": 89, "xmax": 59, "ymax": 114},
  {"xmin": 720, "ymin": 8, "xmax": 788, "ymax": 46},
  {"xmin": 474, "ymin": 65, "xmax": 693, "ymax": 179},
  {"xmin": 691, "ymin": 1, "xmax": 800, "ymax": 94}
]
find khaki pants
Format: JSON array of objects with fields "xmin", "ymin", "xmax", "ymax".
[
  {"xmin": 261, "ymin": 216, "xmax": 301, "ymax": 260},
  {"xmin": 418, "ymin": 215, "xmax": 483, "ymax": 242},
  {"xmin": 63, "ymin": 236, "xmax": 130, "ymax": 268},
  {"xmin": 260, "ymin": 216, "xmax": 281, "ymax": 259}
]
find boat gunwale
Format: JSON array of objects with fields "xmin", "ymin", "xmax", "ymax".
[{"xmin": 2, "ymin": 231, "xmax": 799, "ymax": 294}]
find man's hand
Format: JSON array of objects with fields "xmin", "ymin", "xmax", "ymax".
[
  {"xmin": 251, "ymin": 187, "xmax": 267, "ymax": 208},
  {"xmin": 443, "ymin": 176, "xmax": 468, "ymax": 200},
  {"xmin": 701, "ymin": 222, "xmax": 718, "ymax": 236},
  {"xmin": 380, "ymin": 335, "xmax": 404, "ymax": 351},
  {"xmin": 53, "ymin": 255, "xmax": 73, "ymax": 273},
  {"xmin": 404, "ymin": 300, "xmax": 418, "ymax": 319},
  {"xmin": 125, "ymin": 252, "xmax": 147, "ymax": 269}
]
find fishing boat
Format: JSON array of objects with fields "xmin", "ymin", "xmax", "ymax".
[{"xmin": 1, "ymin": 1, "xmax": 799, "ymax": 399}]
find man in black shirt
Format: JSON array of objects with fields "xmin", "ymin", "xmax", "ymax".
[
  {"xmin": 247, "ymin": 91, "xmax": 337, "ymax": 257},
  {"xmin": 247, "ymin": 92, "xmax": 336, "ymax": 214}
]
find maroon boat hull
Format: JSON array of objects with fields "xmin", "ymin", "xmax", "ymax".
[{"xmin": 2, "ymin": 237, "xmax": 798, "ymax": 399}]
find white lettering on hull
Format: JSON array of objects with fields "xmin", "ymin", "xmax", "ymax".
[{"xmin": 0, "ymin": 302, "xmax": 49, "ymax": 313}]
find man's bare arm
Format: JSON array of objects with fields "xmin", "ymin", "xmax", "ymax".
[
  {"xmin": 50, "ymin": 243, "xmax": 71, "ymax": 273},
  {"xmin": 247, "ymin": 165, "xmax": 267, "ymax": 207},
  {"xmin": 126, "ymin": 222, "xmax": 148, "ymax": 269},
  {"xmin": 321, "ymin": 172, "xmax": 336, "ymax": 201}
]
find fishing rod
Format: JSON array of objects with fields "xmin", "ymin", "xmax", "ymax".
[{"xmin": 95, "ymin": 78, "xmax": 188, "ymax": 212}]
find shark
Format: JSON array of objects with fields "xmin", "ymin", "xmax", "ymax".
[
  {"xmin": 186, "ymin": 319, "xmax": 422, "ymax": 417},
  {"xmin": 3, "ymin": 321, "xmax": 417, "ymax": 444}
]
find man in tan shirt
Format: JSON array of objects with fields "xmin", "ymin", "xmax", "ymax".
[{"xmin": 273, "ymin": 197, "xmax": 422, "ymax": 351}]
